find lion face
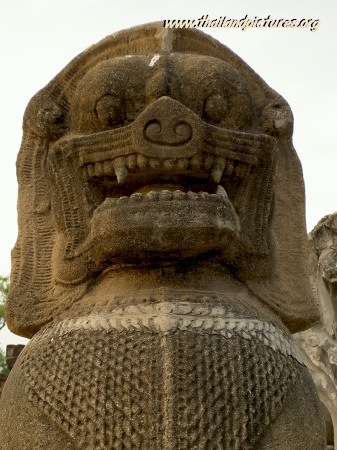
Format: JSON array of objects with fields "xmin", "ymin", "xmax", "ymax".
[
  {"xmin": 47, "ymin": 53, "xmax": 277, "ymax": 284},
  {"xmin": 8, "ymin": 24, "xmax": 318, "ymax": 337}
]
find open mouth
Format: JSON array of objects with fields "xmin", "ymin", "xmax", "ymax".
[
  {"xmin": 81, "ymin": 152, "xmax": 250, "ymax": 216},
  {"xmin": 71, "ymin": 149, "xmax": 249, "ymax": 267}
]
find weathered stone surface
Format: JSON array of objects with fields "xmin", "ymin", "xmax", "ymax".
[
  {"xmin": 295, "ymin": 212, "xmax": 337, "ymax": 448},
  {"xmin": 0, "ymin": 22, "xmax": 325, "ymax": 449}
]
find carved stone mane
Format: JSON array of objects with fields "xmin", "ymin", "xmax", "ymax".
[{"xmin": 0, "ymin": 23, "xmax": 325, "ymax": 449}]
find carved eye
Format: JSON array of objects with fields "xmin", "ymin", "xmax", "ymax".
[
  {"xmin": 204, "ymin": 94, "xmax": 228, "ymax": 123},
  {"xmin": 95, "ymin": 95, "xmax": 123, "ymax": 128}
]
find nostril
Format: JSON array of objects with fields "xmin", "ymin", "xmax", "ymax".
[
  {"xmin": 145, "ymin": 120, "xmax": 161, "ymax": 137},
  {"xmin": 144, "ymin": 119, "xmax": 192, "ymax": 146},
  {"xmin": 175, "ymin": 122, "xmax": 191, "ymax": 139}
]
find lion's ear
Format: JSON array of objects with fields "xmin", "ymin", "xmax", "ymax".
[
  {"xmin": 260, "ymin": 100, "xmax": 293, "ymax": 139},
  {"xmin": 23, "ymin": 91, "xmax": 67, "ymax": 139}
]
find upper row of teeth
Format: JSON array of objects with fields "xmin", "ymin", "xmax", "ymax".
[{"xmin": 82, "ymin": 154, "xmax": 251, "ymax": 184}]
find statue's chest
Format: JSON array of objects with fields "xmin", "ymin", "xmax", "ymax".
[{"xmin": 20, "ymin": 302, "xmax": 303, "ymax": 450}]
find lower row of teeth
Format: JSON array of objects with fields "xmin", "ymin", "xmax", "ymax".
[
  {"xmin": 83, "ymin": 154, "xmax": 251, "ymax": 184},
  {"xmin": 94, "ymin": 186, "xmax": 229, "ymax": 212}
]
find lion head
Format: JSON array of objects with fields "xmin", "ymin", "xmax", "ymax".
[{"xmin": 7, "ymin": 23, "xmax": 318, "ymax": 336}]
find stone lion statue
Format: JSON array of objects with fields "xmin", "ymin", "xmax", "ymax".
[{"xmin": 0, "ymin": 23, "xmax": 325, "ymax": 449}]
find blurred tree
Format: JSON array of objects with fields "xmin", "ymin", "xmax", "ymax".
[
  {"xmin": 0, "ymin": 351, "xmax": 8, "ymax": 374},
  {"xmin": 0, "ymin": 276, "xmax": 9, "ymax": 331},
  {"xmin": 0, "ymin": 276, "xmax": 9, "ymax": 374}
]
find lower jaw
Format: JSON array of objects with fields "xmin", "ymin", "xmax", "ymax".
[{"xmin": 82, "ymin": 196, "xmax": 247, "ymax": 270}]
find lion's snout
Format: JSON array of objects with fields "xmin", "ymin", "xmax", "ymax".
[{"xmin": 136, "ymin": 96, "xmax": 198, "ymax": 158}]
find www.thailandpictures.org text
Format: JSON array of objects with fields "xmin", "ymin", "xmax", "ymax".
[{"xmin": 164, "ymin": 15, "xmax": 320, "ymax": 32}]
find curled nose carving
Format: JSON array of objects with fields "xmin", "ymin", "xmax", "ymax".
[
  {"xmin": 133, "ymin": 96, "xmax": 203, "ymax": 158},
  {"xmin": 144, "ymin": 119, "xmax": 192, "ymax": 145}
]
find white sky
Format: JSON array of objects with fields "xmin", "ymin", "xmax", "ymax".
[{"xmin": 0, "ymin": 0, "xmax": 336, "ymax": 350}]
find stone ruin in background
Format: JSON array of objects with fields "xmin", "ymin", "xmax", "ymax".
[
  {"xmin": 0, "ymin": 345, "xmax": 25, "ymax": 396},
  {"xmin": 0, "ymin": 373, "xmax": 6, "ymax": 397},
  {"xmin": 0, "ymin": 23, "xmax": 327, "ymax": 449},
  {"xmin": 295, "ymin": 213, "xmax": 337, "ymax": 449}
]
